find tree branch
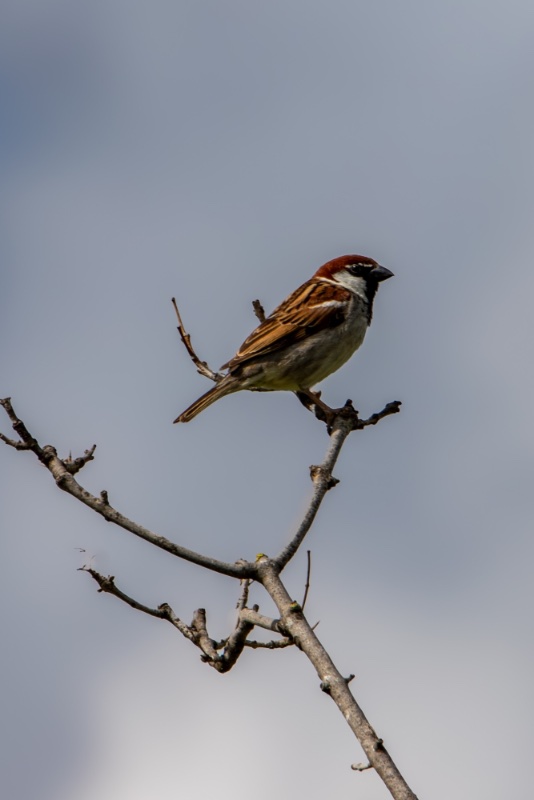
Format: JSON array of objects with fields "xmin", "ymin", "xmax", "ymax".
[
  {"xmin": 63, "ymin": 445, "xmax": 97, "ymax": 475},
  {"xmin": 274, "ymin": 414, "xmax": 351, "ymax": 569},
  {"xmin": 257, "ymin": 558, "xmax": 418, "ymax": 800},
  {"xmin": 81, "ymin": 567, "xmax": 196, "ymax": 641},
  {"xmin": 2, "ymin": 389, "xmax": 412, "ymax": 796},
  {"xmin": 0, "ymin": 430, "xmax": 31, "ymax": 450},
  {"xmin": 243, "ymin": 637, "xmax": 293, "ymax": 650},
  {"xmin": 240, "ymin": 606, "xmax": 284, "ymax": 634},
  {"xmin": 83, "ymin": 567, "xmax": 258, "ymax": 671},
  {"xmin": 172, "ymin": 298, "xmax": 224, "ymax": 383},
  {"xmin": 0, "ymin": 397, "xmax": 254, "ymax": 581},
  {"xmin": 301, "ymin": 549, "xmax": 312, "ymax": 611},
  {"xmin": 214, "ymin": 611, "xmax": 255, "ymax": 672},
  {"xmin": 0, "ymin": 396, "xmax": 400, "ymax": 583},
  {"xmin": 275, "ymin": 401, "xmax": 401, "ymax": 570}
]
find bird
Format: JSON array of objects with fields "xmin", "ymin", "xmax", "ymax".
[{"xmin": 174, "ymin": 254, "xmax": 393, "ymax": 423}]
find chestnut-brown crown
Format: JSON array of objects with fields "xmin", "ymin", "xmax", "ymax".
[{"xmin": 314, "ymin": 255, "xmax": 379, "ymax": 280}]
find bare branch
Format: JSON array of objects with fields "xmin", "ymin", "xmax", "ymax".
[
  {"xmin": 0, "ymin": 430, "xmax": 31, "ymax": 450},
  {"xmin": 0, "ymin": 398, "xmax": 255, "ymax": 581},
  {"xmin": 236, "ymin": 578, "xmax": 251, "ymax": 612},
  {"xmin": 0, "ymin": 397, "xmax": 45, "ymax": 458},
  {"xmin": 301, "ymin": 550, "xmax": 312, "ymax": 611},
  {"xmin": 189, "ymin": 607, "xmax": 257, "ymax": 673},
  {"xmin": 238, "ymin": 606, "xmax": 294, "ymax": 650},
  {"xmin": 63, "ymin": 444, "xmax": 97, "ymax": 474},
  {"xmin": 191, "ymin": 608, "xmax": 221, "ymax": 661},
  {"xmin": 172, "ymin": 296, "xmax": 267, "ymax": 386},
  {"xmin": 257, "ymin": 558, "xmax": 418, "ymax": 800},
  {"xmin": 356, "ymin": 400, "xmax": 402, "ymax": 429},
  {"xmin": 82, "ymin": 567, "xmax": 257, "ymax": 669},
  {"xmin": 274, "ymin": 414, "xmax": 352, "ymax": 570},
  {"xmin": 81, "ymin": 567, "xmax": 196, "ymax": 641},
  {"xmin": 171, "ymin": 298, "xmax": 224, "ymax": 383},
  {"xmin": 206, "ymin": 595, "xmax": 289, "ymax": 671},
  {"xmin": 3, "ymin": 392, "xmax": 410, "ymax": 791},
  {"xmin": 240, "ymin": 607, "xmax": 283, "ymax": 634},
  {"xmin": 275, "ymin": 401, "xmax": 401, "ymax": 569},
  {"xmin": 252, "ymin": 299, "xmax": 266, "ymax": 323},
  {"xmin": 244, "ymin": 637, "xmax": 293, "ymax": 650},
  {"xmin": 296, "ymin": 393, "xmax": 402, "ymax": 432},
  {"xmin": 214, "ymin": 613, "xmax": 255, "ymax": 673}
]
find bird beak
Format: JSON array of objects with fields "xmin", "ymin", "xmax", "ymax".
[{"xmin": 372, "ymin": 265, "xmax": 394, "ymax": 282}]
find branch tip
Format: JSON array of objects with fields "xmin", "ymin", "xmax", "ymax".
[
  {"xmin": 301, "ymin": 550, "xmax": 312, "ymax": 611},
  {"xmin": 172, "ymin": 296, "xmax": 224, "ymax": 384},
  {"xmin": 252, "ymin": 299, "xmax": 266, "ymax": 323}
]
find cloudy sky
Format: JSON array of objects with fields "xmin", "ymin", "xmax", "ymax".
[{"xmin": 1, "ymin": 2, "xmax": 534, "ymax": 799}]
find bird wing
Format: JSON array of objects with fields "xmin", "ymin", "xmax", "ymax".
[{"xmin": 223, "ymin": 280, "xmax": 350, "ymax": 370}]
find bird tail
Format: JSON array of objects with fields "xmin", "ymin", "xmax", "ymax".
[{"xmin": 173, "ymin": 377, "xmax": 237, "ymax": 423}]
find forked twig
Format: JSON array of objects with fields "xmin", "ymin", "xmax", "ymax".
[{"xmin": 80, "ymin": 567, "xmax": 196, "ymax": 640}]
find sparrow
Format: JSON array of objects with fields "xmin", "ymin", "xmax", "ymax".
[{"xmin": 174, "ymin": 254, "xmax": 393, "ymax": 423}]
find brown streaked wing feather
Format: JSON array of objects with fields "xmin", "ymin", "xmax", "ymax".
[{"xmin": 223, "ymin": 280, "xmax": 350, "ymax": 369}]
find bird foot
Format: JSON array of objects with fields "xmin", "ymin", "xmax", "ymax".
[{"xmin": 296, "ymin": 391, "xmax": 360, "ymax": 432}]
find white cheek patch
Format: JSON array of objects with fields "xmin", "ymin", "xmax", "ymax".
[{"xmin": 333, "ymin": 273, "xmax": 368, "ymax": 298}]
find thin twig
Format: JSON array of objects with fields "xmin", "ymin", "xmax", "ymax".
[
  {"xmin": 301, "ymin": 550, "xmax": 312, "ymax": 611},
  {"xmin": 296, "ymin": 394, "xmax": 402, "ymax": 432},
  {"xmin": 239, "ymin": 607, "xmax": 283, "ymax": 633},
  {"xmin": 171, "ymin": 297, "xmax": 224, "ymax": 383},
  {"xmin": 236, "ymin": 578, "xmax": 251, "ymax": 612},
  {"xmin": 356, "ymin": 400, "xmax": 402, "ymax": 429},
  {"xmin": 244, "ymin": 638, "xmax": 293, "ymax": 650},
  {"xmin": 0, "ymin": 430, "xmax": 30, "ymax": 449},
  {"xmin": 252, "ymin": 299, "xmax": 266, "ymax": 323},
  {"xmin": 82, "ymin": 567, "xmax": 257, "ymax": 670},
  {"xmin": 81, "ymin": 567, "xmax": 196, "ymax": 641}
]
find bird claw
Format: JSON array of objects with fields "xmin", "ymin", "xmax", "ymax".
[{"xmin": 296, "ymin": 392, "xmax": 360, "ymax": 432}]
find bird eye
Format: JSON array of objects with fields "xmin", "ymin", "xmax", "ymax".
[{"xmin": 347, "ymin": 263, "xmax": 369, "ymax": 276}]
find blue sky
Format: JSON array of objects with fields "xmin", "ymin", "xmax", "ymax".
[{"xmin": 2, "ymin": 2, "xmax": 534, "ymax": 799}]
